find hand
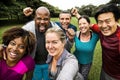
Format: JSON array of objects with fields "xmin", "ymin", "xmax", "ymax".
[
  {"xmin": 0, "ymin": 44, "xmax": 7, "ymax": 60},
  {"xmin": 71, "ymin": 8, "xmax": 78, "ymax": 16},
  {"xmin": 66, "ymin": 28, "xmax": 75, "ymax": 42},
  {"xmin": 71, "ymin": 8, "xmax": 81, "ymax": 19},
  {"xmin": 23, "ymin": 7, "xmax": 33, "ymax": 16}
]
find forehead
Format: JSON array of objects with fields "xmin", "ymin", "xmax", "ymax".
[
  {"xmin": 79, "ymin": 18, "xmax": 87, "ymax": 22},
  {"xmin": 36, "ymin": 9, "xmax": 50, "ymax": 17},
  {"xmin": 98, "ymin": 12, "xmax": 114, "ymax": 20},
  {"xmin": 59, "ymin": 13, "xmax": 71, "ymax": 18},
  {"xmin": 12, "ymin": 37, "xmax": 24, "ymax": 43},
  {"xmin": 46, "ymin": 32, "xmax": 59, "ymax": 40}
]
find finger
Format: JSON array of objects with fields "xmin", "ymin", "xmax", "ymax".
[
  {"xmin": 66, "ymin": 29, "xmax": 75, "ymax": 36},
  {"xmin": 3, "ymin": 51, "xmax": 7, "ymax": 60}
]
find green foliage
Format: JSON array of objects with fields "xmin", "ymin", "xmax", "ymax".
[{"xmin": 0, "ymin": 0, "xmax": 61, "ymax": 21}]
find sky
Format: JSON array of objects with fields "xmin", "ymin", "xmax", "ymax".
[{"xmin": 41, "ymin": 0, "xmax": 110, "ymax": 10}]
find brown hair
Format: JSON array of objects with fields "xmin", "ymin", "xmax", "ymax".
[{"xmin": 2, "ymin": 27, "xmax": 36, "ymax": 56}]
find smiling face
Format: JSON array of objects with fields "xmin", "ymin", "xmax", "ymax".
[
  {"xmin": 35, "ymin": 7, "xmax": 50, "ymax": 33},
  {"xmin": 78, "ymin": 18, "xmax": 90, "ymax": 34},
  {"xmin": 97, "ymin": 12, "xmax": 117, "ymax": 36},
  {"xmin": 46, "ymin": 32, "xmax": 65, "ymax": 58},
  {"xmin": 59, "ymin": 13, "xmax": 71, "ymax": 30},
  {"xmin": 6, "ymin": 37, "xmax": 26, "ymax": 66}
]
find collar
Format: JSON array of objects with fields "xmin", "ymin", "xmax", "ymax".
[{"xmin": 46, "ymin": 49, "xmax": 68, "ymax": 66}]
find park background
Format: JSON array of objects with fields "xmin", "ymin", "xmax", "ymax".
[{"xmin": 0, "ymin": 0, "xmax": 120, "ymax": 80}]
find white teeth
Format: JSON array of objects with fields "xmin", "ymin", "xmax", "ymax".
[{"xmin": 10, "ymin": 52, "xmax": 17, "ymax": 56}]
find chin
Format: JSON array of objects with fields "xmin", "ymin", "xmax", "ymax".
[{"xmin": 102, "ymin": 32, "xmax": 112, "ymax": 36}]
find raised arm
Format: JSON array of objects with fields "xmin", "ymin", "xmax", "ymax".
[
  {"xmin": 23, "ymin": 7, "xmax": 33, "ymax": 17},
  {"xmin": 71, "ymin": 8, "xmax": 81, "ymax": 19}
]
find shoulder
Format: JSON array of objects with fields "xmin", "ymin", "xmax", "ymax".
[
  {"xmin": 0, "ymin": 59, "xmax": 6, "ymax": 67},
  {"xmin": 50, "ymin": 21, "xmax": 60, "ymax": 28},
  {"xmin": 22, "ymin": 20, "xmax": 36, "ymax": 34},
  {"xmin": 24, "ymin": 20, "xmax": 34, "ymax": 26},
  {"xmin": 22, "ymin": 55, "xmax": 35, "ymax": 64},
  {"xmin": 69, "ymin": 24, "xmax": 77, "ymax": 31},
  {"xmin": 57, "ymin": 50, "xmax": 79, "ymax": 80},
  {"xmin": 116, "ymin": 26, "xmax": 120, "ymax": 38},
  {"xmin": 21, "ymin": 55, "xmax": 35, "ymax": 70},
  {"xmin": 92, "ymin": 31, "xmax": 99, "ymax": 37},
  {"xmin": 55, "ymin": 22, "xmax": 60, "ymax": 25},
  {"xmin": 76, "ymin": 31, "xmax": 80, "ymax": 37},
  {"xmin": 22, "ymin": 20, "xmax": 35, "ymax": 29},
  {"xmin": 63, "ymin": 50, "xmax": 78, "ymax": 65}
]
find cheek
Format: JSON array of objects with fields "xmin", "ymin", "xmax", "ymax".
[
  {"xmin": 58, "ymin": 43, "xmax": 64, "ymax": 49},
  {"xmin": 35, "ymin": 20, "xmax": 40, "ymax": 25},
  {"xmin": 45, "ymin": 21, "xmax": 49, "ymax": 25},
  {"xmin": 19, "ymin": 49, "xmax": 26, "ymax": 55},
  {"xmin": 98, "ymin": 24, "xmax": 102, "ymax": 28},
  {"xmin": 66, "ymin": 20, "xmax": 70, "ymax": 23}
]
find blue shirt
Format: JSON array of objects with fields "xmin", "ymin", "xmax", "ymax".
[
  {"xmin": 73, "ymin": 31, "xmax": 99, "ymax": 64},
  {"xmin": 55, "ymin": 22, "xmax": 77, "ymax": 33}
]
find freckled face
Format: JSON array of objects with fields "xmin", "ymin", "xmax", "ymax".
[
  {"xmin": 46, "ymin": 33, "xmax": 65, "ymax": 57},
  {"xmin": 6, "ymin": 37, "xmax": 26, "ymax": 65}
]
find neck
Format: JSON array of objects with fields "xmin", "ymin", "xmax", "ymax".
[
  {"xmin": 81, "ymin": 31, "xmax": 91, "ymax": 36},
  {"xmin": 80, "ymin": 31, "xmax": 91, "ymax": 42},
  {"xmin": 53, "ymin": 49, "xmax": 64, "ymax": 61},
  {"xmin": 6, "ymin": 60, "xmax": 17, "ymax": 67}
]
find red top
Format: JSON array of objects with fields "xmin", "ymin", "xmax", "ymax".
[{"xmin": 92, "ymin": 24, "xmax": 120, "ymax": 79}]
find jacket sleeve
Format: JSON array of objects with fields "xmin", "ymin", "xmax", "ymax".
[
  {"xmin": 56, "ymin": 55, "xmax": 79, "ymax": 80},
  {"xmin": 65, "ymin": 39, "xmax": 73, "ymax": 53}
]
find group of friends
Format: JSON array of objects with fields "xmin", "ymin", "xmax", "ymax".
[{"xmin": 0, "ymin": 3, "xmax": 120, "ymax": 80}]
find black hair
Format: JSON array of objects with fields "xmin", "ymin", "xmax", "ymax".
[
  {"xmin": 78, "ymin": 15, "xmax": 90, "ymax": 24},
  {"xmin": 95, "ymin": 4, "xmax": 120, "ymax": 22}
]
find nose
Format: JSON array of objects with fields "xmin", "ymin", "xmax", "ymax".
[
  {"xmin": 48, "ymin": 43, "xmax": 53, "ymax": 49},
  {"xmin": 12, "ymin": 45, "xmax": 18, "ymax": 51},
  {"xmin": 79, "ymin": 24, "xmax": 84, "ymax": 28},
  {"xmin": 63, "ymin": 19, "xmax": 66, "ymax": 23},
  {"xmin": 40, "ymin": 19, "xmax": 45, "ymax": 23},
  {"xmin": 102, "ymin": 22, "xmax": 107, "ymax": 28}
]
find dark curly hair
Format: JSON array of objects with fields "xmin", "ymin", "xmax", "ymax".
[{"xmin": 2, "ymin": 27, "xmax": 36, "ymax": 56}]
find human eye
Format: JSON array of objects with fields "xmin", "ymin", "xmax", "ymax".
[
  {"xmin": 79, "ymin": 23, "xmax": 81, "ymax": 26},
  {"xmin": 36, "ymin": 17, "xmax": 42, "ymax": 21},
  {"xmin": 44, "ymin": 18, "xmax": 49, "ymax": 21},
  {"xmin": 60, "ymin": 18, "xmax": 64, "ymax": 20},
  {"xmin": 66, "ymin": 18, "xmax": 70, "ymax": 20},
  {"xmin": 52, "ymin": 41, "xmax": 58, "ymax": 44},
  {"xmin": 105, "ymin": 19, "xmax": 111, "ymax": 24},
  {"xmin": 19, "ymin": 45, "xmax": 25, "ymax": 49},
  {"xmin": 98, "ymin": 20, "xmax": 103, "ymax": 25},
  {"xmin": 9, "ymin": 41, "xmax": 16, "ymax": 46},
  {"xmin": 46, "ymin": 41, "xmax": 50, "ymax": 44}
]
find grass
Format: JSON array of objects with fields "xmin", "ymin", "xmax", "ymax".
[{"xmin": 0, "ymin": 17, "xmax": 102, "ymax": 80}]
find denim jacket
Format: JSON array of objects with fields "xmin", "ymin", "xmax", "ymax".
[{"xmin": 46, "ymin": 49, "xmax": 84, "ymax": 80}]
